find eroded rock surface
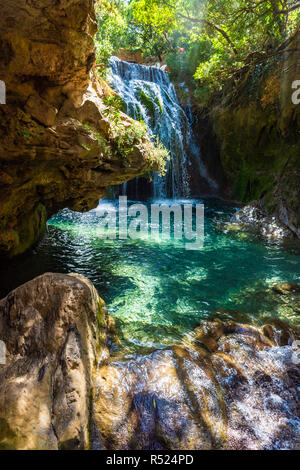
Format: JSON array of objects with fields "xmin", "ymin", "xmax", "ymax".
[
  {"xmin": 0, "ymin": 272, "xmax": 111, "ymax": 450},
  {"xmin": 93, "ymin": 321, "xmax": 300, "ymax": 450},
  {"xmin": 0, "ymin": 0, "xmax": 163, "ymax": 257}
]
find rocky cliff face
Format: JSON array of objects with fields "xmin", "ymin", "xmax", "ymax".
[
  {"xmin": 0, "ymin": 0, "xmax": 163, "ymax": 257},
  {"xmin": 197, "ymin": 28, "xmax": 300, "ymax": 238}
]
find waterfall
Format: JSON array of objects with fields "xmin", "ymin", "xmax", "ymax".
[{"xmin": 108, "ymin": 57, "xmax": 217, "ymax": 199}]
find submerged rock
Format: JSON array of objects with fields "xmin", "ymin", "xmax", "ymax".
[
  {"xmin": 273, "ymin": 283, "xmax": 300, "ymax": 296},
  {"xmin": 229, "ymin": 203, "xmax": 295, "ymax": 239},
  {"xmin": 216, "ymin": 202, "xmax": 295, "ymax": 240},
  {"xmin": 93, "ymin": 321, "xmax": 300, "ymax": 450},
  {"xmin": 0, "ymin": 273, "xmax": 111, "ymax": 450}
]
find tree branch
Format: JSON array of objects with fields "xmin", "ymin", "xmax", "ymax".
[
  {"xmin": 160, "ymin": 0, "xmax": 238, "ymax": 54},
  {"xmin": 278, "ymin": 2, "xmax": 300, "ymax": 14}
]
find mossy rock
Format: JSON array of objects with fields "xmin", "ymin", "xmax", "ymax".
[{"xmin": 138, "ymin": 89, "xmax": 163, "ymax": 117}]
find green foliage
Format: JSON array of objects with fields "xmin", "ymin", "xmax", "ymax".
[
  {"xmin": 82, "ymin": 123, "xmax": 112, "ymax": 155},
  {"xmin": 94, "ymin": 0, "xmax": 175, "ymax": 68},
  {"xmin": 94, "ymin": 1, "xmax": 130, "ymax": 70},
  {"xmin": 103, "ymin": 94, "xmax": 127, "ymax": 113},
  {"xmin": 179, "ymin": 0, "xmax": 300, "ymax": 92},
  {"xmin": 94, "ymin": 0, "xmax": 300, "ymax": 112},
  {"xmin": 94, "ymin": 0, "xmax": 299, "ymax": 101},
  {"xmin": 130, "ymin": 0, "xmax": 177, "ymax": 58},
  {"xmin": 152, "ymin": 137, "xmax": 170, "ymax": 176},
  {"xmin": 187, "ymin": 41, "xmax": 214, "ymax": 75},
  {"xmin": 95, "ymin": 0, "xmax": 300, "ymax": 77},
  {"xmin": 108, "ymin": 118, "xmax": 169, "ymax": 176},
  {"xmin": 96, "ymin": 99, "xmax": 169, "ymax": 174}
]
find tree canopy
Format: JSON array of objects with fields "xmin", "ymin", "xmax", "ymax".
[{"xmin": 95, "ymin": 0, "xmax": 300, "ymax": 92}]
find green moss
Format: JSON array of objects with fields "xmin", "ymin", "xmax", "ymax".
[
  {"xmin": 82, "ymin": 123, "xmax": 103, "ymax": 142},
  {"xmin": 212, "ymin": 99, "xmax": 300, "ymax": 230},
  {"xmin": 81, "ymin": 123, "xmax": 112, "ymax": 155},
  {"xmin": 103, "ymin": 95, "xmax": 127, "ymax": 113},
  {"xmin": 139, "ymin": 89, "xmax": 156, "ymax": 116},
  {"xmin": 0, "ymin": 418, "xmax": 17, "ymax": 450},
  {"xmin": 156, "ymin": 96, "xmax": 163, "ymax": 114},
  {"xmin": 9, "ymin": 203, "xmax": 47, "ymax": 258},
  {"xmin": 16, "ymin": 127, "xmax": 31, "ymax": 140}
]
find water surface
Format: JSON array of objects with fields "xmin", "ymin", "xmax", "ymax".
[{"xmin": 1, "ymin": 197, "xmax": 299, "ymax": 352}]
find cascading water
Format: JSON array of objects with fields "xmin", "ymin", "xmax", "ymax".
[{"xmin": 108, "ymin": 57, "xmax": 217, "ymax": 199}]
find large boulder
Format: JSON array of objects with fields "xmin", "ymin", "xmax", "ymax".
[{"xmin": 0, "ymin": 272, "xmax": 110, "ymax": 450}]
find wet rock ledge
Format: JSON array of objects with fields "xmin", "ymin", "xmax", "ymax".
[{"xmin": 0, "ymin": 274, "xmax": 299, "ymax": 450}]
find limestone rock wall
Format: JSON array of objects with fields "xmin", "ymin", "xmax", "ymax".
[
  {"xmin": 197, "ymin": 27, "xmax": 300, "ymax": 238},
  {"xmin": 0, "ymin": 0, "xmax": 162, "ymax": 257}
]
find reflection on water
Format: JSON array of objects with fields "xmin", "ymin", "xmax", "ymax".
[{"xmin": 0, "ymin": 197, "xmax": 299, "ymax": 351}]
